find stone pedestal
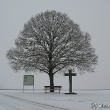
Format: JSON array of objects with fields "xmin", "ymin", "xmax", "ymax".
[{"xmin": 65, "ymin": 92, "xmax": 77, "ymax": 95}]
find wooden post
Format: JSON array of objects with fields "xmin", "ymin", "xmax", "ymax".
[{"xmin": 64, "ymin": 69, "xmax": 77, "ymax": 94}]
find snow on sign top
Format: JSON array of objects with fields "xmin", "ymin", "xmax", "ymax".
[{"xmin": 24, "ymin": 75, "xmax": 34, "ymax": 86}]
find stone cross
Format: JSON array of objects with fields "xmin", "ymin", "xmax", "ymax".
[{"xmin": 64, "ymin": 69, "xmax": 76, "ymax": 93}]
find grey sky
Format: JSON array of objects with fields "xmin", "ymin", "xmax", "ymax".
[{"xmin": 0, "ymin": 0, "xmax": 110, "ymax": 89}]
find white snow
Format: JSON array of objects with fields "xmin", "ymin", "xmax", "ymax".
[{"xmin": 0, "ymin": 90, "xmax": 110, "ymax": 110}]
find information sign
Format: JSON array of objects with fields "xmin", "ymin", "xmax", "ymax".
[
  {"xmin": 23, "ymin": 75, "xmax": 34, "ymax": 92},
  {"xmin": 24, "ymin": 75, "xmax": 34, "ymax": 86}
]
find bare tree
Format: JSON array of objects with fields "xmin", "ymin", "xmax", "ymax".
[{"xmin": 6, "ymin": 10, "xmax": 98, "ymax": 92}]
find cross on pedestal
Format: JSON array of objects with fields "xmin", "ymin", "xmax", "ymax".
[{"xmin": 64, "ymin": 69, "xmax": 77, "ymax": 94}]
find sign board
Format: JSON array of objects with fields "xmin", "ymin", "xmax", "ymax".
[{"xmin": 24, "ymin": 75, "xmax": 34, "ymax": 86}]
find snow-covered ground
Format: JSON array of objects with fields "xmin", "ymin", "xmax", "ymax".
[{"xmin": 0, "ymin": 90, "xmax": 110, "ymax": 110}]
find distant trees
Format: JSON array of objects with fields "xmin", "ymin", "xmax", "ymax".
[{"xmin": 6, "ymin": 10, "xmax": 98, "ymax": 92}]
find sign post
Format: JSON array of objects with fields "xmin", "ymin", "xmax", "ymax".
[
  {"xmin": 23, "ymin": 75, "xmax": 34, "ymax": 93},
  {"xmin": 64, "ymin": 69, "xmax": 77, "ymax": 94}
]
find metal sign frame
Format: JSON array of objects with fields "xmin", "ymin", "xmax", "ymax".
[{"xmin": 23, "ymin": 75, "xmax": 34, "ymax": 92}]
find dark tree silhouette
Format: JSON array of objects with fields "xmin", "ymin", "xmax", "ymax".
[{"xmin": 6, "ymin": 10, "xmax": 98, "ymax": 92}]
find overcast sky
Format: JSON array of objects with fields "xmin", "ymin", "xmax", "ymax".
[{"xmin": 0, "ymin": 0, "xmax": 110, "ymax": 90}]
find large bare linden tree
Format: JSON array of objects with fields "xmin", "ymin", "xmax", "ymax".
[{"xmin": 6, "ymin": 10, "xmax": 98, "ymax": 92}]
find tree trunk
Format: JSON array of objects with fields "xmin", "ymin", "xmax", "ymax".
[
  {"xmin": 48, "ymin": 43, "xmax": 54, "ymax": 92},
  {"xmin": 49, "ymin": 73, "xmax": 54, "ymax": 92}
]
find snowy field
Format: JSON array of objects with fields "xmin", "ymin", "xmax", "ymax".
[{"xmin": 0, "ymin": 90, "xmax": 110, "ymax": 110}]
